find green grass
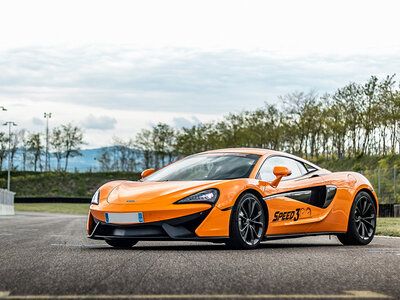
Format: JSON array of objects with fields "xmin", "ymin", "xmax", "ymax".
[
  {"xmin": 13, "ymin": 204, "xmax": 400, "ymax": 237},
  {"xmin": 376, "ymin": 217, "xmax": 400, "ymax": 237},
  {"xmin": 0, "ymin": 171, "xmax": 141, "ymax": 197},
  {"xmin": 14, "ymin": 203, "xmax": 90, "ymax": 215}
]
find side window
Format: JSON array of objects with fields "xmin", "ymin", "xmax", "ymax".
[
  {"xmin": 304, "ymin": 163, "xmax": 317, "ymax": 173},
  {"xmin": 258, "ymin": 156, "xmax": 307, "ymax": 182}
]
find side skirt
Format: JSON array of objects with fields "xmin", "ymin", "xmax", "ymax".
[{"xmin": 264, "ymin": 231, "xmax": 346, "ymax": 241}]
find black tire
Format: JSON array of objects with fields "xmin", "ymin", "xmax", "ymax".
[
  {"xmin": 226, "ymin": 193, "xmax": 266, "ymax": 250},
  {"xmin": 105, "ymin": 239, "xmax": 138, "ymax": 248},
  {"xmin": 337, "ymin": 191, "xmax": 376, "ymax": 246}
]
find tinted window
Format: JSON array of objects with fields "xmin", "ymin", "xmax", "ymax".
[
  {"xmin": 258, "ymin": 156, "xmax": 307, "ymax": 182},
  {"xmin": 143, "ymin": 153, "xmax": 261, "ymax": 181}
]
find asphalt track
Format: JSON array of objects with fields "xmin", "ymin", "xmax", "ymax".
[{"xmin": 0, "ymin": 212, "xmax": 399, "ymax": 299}]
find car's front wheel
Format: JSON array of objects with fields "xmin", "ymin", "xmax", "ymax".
[
  {"xmin": 105, "ymin": 239, "xmax": 138, "ymax": 248},
  {"xmin": 226, "ymin": 193, "xmax": 266, "ymax": 249},
  {"xmin": 337, "ymin": 191, "xmax": 376, "ymax": 245}
]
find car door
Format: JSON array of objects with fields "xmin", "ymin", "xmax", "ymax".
[{"xmin": 258, "ymin": 156, "xmax": 333, "ymax": 236}]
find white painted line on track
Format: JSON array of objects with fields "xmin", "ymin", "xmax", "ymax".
[
  {"xmin": 50, "ymin": 244, "xmax": 105, "ymax": 247},
  {"xmin": 0, "ymin": 291, "xmax": 392, "ymax": 299},
  {"xmin": 375, "ymin": 235, "xmax": 400, "ymax": 239}
]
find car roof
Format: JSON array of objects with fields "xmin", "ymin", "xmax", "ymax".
[
  {"xmin": 201, "ymin": 148, "xmax": 284, "ymax": 156},
  {"xmin": 200, "ymin": 148, "xmax": 321, "ymax": 169}
]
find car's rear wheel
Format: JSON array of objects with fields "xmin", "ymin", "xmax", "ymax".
[
  {"xmin": 337, "ymin": 191, "xmax": 376, "ymax": 245},
  {"xmin": 226, "ymin": 193, "xmax": 266, "ymax": 250},
  {"xmin": 105, "ymin": 239, "xmax": 138, "ymax": 248}
]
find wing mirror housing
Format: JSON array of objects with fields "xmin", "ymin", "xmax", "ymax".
[
  {"xmin": 270, "ymin": 166, "xmax": 292, "ymax": 188},
  {"xmin": 141, "ymin": 168, "xmax": 155, "ymax": 179}
]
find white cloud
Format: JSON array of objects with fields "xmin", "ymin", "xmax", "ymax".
[
  {"xmin": 81, "ymin": 114, "xmax": 117, "ymax": 130},
  {"xmin": 1, "ymin": 0, "xmax": 399, "ymax": 147},
  {"xmin": 31, "ymin": 117, "xmax": 44, "ymax": 126},
  {"xmin": 1, "ymin": 0, "xmax": 399, "ymax": 55}
]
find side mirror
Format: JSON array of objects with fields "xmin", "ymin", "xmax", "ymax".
[
  {"xmin": 270, "ymin": 166, "xmax": 292, "ymax": 188},
  {"xmin": 141, "ymin": 168, "xmax": 155, "ymax": 179}
]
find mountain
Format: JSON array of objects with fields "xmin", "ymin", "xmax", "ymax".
[{"xmin": 3, "ymin": 147, "xmax": 143, "ymax": 172}]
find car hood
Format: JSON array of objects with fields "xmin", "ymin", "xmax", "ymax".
[{"xmin": 106, "ymin": 180, "xmax": 225, "ymax": 205}]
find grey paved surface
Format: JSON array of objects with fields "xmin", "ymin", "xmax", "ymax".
[{"xmin": 0, "ymin": 212, "xmax": 399, "ymax": 299}]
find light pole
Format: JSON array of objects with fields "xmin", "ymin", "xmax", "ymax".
[
  {"xmin": 3, "ymin": 121, "xmax": 17, "ymax": 191},
  {"xmin": 44, "ymin": 112, "xmax": 52, "ymax": 171}
]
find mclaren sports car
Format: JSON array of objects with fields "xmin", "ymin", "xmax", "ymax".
[{"xmin": 87, "ymin": 148, "xmax": 378, "ymax": 249}]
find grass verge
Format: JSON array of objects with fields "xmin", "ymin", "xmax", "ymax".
[
  {"xmin": 14, "ymin": 203, "xmax": 90, "ymax": 215},
  {"xmin": 376, "ymin": 217, "xmax": 400, "ymax": 237}
]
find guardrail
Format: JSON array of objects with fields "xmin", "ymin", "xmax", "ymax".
[
  {"xmin": 379, "ymin": 204, "xmax": 400, "ymax": 217},
  {"xmin": 0, "ymin": 189, "xmax": 15, "ymax": 215}
]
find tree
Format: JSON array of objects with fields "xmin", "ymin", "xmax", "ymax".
[
  {"xmin": 61, "ymin": 124, "xmax": 84, "ymax": 171},
  {"xmin": 9, "ymin": 131, "xmax": 20, "ymax": 170},
  {"xmin": 169, "ymin": 74, "xmax": 400, "ymax": 160},
  {"xmin": 0, "ymin": 133, "xmax": 8, "ymax": 172},
  {"xmin": 50, "ymin": 127, "xmax": 64, "ymax": 171},
  {"xmin": 135, "ymin": 129, "xmax": 154, "ymax": 169},
  {"xmin": 359, "ymin": 76, "xmax": 379, "ymax": 155},
  {"xmin": 152, "ymin": 123, "xmax": 175, "ymax": 169},
  {"xmin": 97, "ymin": 148, "xmax": 113, "ymax": 171},
  {"xmin": 27, "ymin": 133, "xmax": 43, "ymax": 171},
  {"xmin": 19, "ymin": 129, "xmax": 29, "ymax": 171},
  {"xmin": 111, "ymin": 137, "xmax": 137, "ymax": 172}
]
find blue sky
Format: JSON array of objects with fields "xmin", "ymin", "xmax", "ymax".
[{"xmin": 0, "ymin": 0, "xmax": 399, "ymax": 147}]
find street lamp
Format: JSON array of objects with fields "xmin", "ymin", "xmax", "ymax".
[
  {"xmin": 3, "ymin": 121, "xmax": 17, "ymax": 191},
  {"xmin": 44, "ymin": 112, "xmax": 52, "ymax": 172}
]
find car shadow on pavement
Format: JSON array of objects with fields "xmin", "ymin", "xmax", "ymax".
[{"xmin": 83, "ymin": 242, "xmax": 342, "ymax": 252}]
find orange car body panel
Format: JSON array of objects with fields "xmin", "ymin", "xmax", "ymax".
[{"xmin": 88, "ymin": 148, "xmax": 378, "ymax": 239}]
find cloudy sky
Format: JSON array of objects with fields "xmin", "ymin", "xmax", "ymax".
[{"xmin": 1, "ymin": 0, "xmax": 399, "ymax": 148}]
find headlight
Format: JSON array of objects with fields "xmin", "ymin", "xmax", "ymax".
[
  {"xmin": 175, "ymin": 189, "xmax": 219, "ymax": 205},
  {"xmin": 91, "ymin": 189, "xmax": 100, "ymax": 205}
]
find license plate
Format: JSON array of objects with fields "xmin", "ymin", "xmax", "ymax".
[{"xmin": 105, "ymin": 212, "xmax": 144, "ymax": 224}]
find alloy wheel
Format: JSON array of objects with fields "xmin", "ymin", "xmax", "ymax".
[
  {"xmin": 354, "ymin": 196, "xmax": 376, "ymax": 240},
  {"xmin": 238, "ymin": 196, "xmax": 264, "ymax": 245}
]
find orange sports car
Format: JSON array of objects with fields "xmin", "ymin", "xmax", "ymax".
[{"xmin": 87, "ymin": 148, "xmax": 378, "ymax": 249}]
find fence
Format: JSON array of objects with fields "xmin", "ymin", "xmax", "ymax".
[
  {"xmin": 0, "ymin": 189, "xmax": 15, "ymax": 215},
  {"xmin": 361, "ymin": 168, "xmax": 400, "ymax": 204}
]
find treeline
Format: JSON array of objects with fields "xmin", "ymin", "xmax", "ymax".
[
  {"xmin": 100, "ymin": 74, "xmax": 400, "ymax": 171},
  {"xmin": 4, "ymin": 75, "xmax": 399, "ymax": 172},
  {"xmin": 98, "ymin": 125, "xmax": 175, "ymax": 171},
  {"xmin": 0, "ymin": 124, "xmax": 84, "ymax": 172}
]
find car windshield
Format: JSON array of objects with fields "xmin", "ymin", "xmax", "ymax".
[{"xmin": 143, "ymin": 153, "xmax": 261, "ymax": 181}]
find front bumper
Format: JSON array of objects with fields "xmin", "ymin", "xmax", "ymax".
[{"xmin": 87, "ymin": 208, "xmax": 229, "ymax": 241}]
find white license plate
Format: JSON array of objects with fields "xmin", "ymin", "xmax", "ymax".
[{"xmin": 105, "ymin": 212, "xmax": 144, "ymax": 224}]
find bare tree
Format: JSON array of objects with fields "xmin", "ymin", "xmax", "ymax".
[
  {"xmin": 0, "ymin": 133, "xmax": 8, "ymax": 172},
  {"xmin": 50, "ymin": 127, "xmax": 64, "ymax": 171},
  {"xmin": 18, "ymin": 129, "xmax": 29, "ymax": 171},
  {"xmin": 112, "ymin": 137, "xmax": 137, "ymax": 172},
  {"xmin": 97, "ymin": 148, "xmax": 113, "ymax": 171},
  {"xmin": 135, "ymin": 129, "xmax": 154, "ymax": 169},
  {"xmin": 62, "ymin": 124, "xmax": 84, "ymax": 171},
  {"xmin": 9, "ymin": 131, "xmax": 20, "ymax": 170},
  {"xmin": 27, "ymin": 133, "xmax": 43, "ymax": 171}
]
